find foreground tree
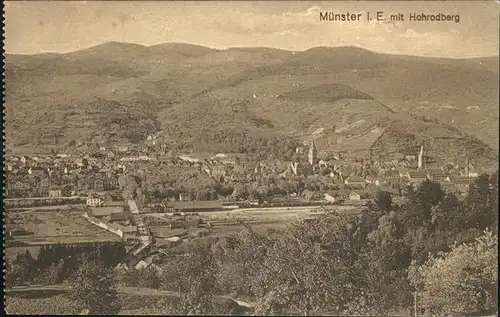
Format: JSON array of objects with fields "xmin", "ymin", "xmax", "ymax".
[
  {"xmin": 69, "ymin": 259, "xmax": 120, "ymax": 315},
  {"xmin": 251, "ymin": 214, "xmax": 368, "ymax": 316},
  {"xmin": 463, "ymin": 173, "xmax": 494, "ymax": 230},
  {"xmin": 408, "ymin": 230, "xmax": 498, "ymax": 316},
  {"xmin": 364, "ymin": 211, "xmax": 412, "ymax": 314},
  {"xmin": 6, "ymin": 250, "xmax": 37, "ymax": 286},
  {"xmin": 373, "ymin": 190, "xmax": 393, "ymax": 215},
  {"xmin": 163, "ymin": 248, "xmax": 218, "ymax": 314}
]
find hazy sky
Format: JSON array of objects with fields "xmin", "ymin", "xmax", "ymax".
[{"xmin": 5, "ymin": 1, "xmax": 499, "ymax": 58}]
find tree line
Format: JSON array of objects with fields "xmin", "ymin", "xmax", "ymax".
[
  {"xmin": 6, "ymin": 241, "xmax": 126, "ymax": 286},
  {"xmin": 169, "ymin": 128, "xmax": 301, "ymax": 160}
]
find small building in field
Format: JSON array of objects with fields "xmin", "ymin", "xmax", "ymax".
[{"xmin": 349, "ymin": 191, "xmax": 362, "ymax": 201}]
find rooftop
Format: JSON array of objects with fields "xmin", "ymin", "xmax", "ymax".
[
  {"xmin": 91, "ymin": 206, "xmax": 125, "ymax": 217},
  {"xmin": 167, "ymin": 200, "xmax": 224, "ymax": 210},
  {"xmin": 345, "ymin": 176, "xmax": 365, "ymax": 182},
  {"xmin": 104, "ymin": 200, "xmax": 126, "ymax": 207},
  {"xmin": 440, "ymin": 182, "xmax": 457, "ymax": 189},
  {"xmin": 384, "ymin": 170, "xmax": 400, "ymax": 176},
  {"xmin": 87, "ymin": 192, "xmax": 103, "ymax": 199},
  {"xmin": 408, "ymin": 170, "xmax": 428, "ymax": 178},
  {"xmin": 452, "ymin": 176, "xmax": 477, "ymax": 184},
  {"xmin": 426, "ymin": 167, "xmax": 446, "ymax": 174},
  {"xmin": 107, "ymin": 222, "xmax": 136, "ymax": 232}
]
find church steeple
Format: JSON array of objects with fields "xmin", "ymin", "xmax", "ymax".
[
  {"xmin": 465, "ymin": 153, "xmax": 470, "ymax": 177},
  {"xmin": 308, "ymin": 140, "xmax": 317, "ymax": 165},
  {"xmin": 418, "ymin": 145, "xmax": 425, "ymax": 169}
]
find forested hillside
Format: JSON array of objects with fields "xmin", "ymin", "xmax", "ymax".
[{"xmin": 5, "ymin": 42, "xmax": 498, "ymax": 163}]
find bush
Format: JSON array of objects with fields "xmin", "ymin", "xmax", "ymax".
[
  {"xmin": 119, "ymin": 267, "xmax": 162, "ymax": 289},
  {"xmin": 409, "ymin": 230, "xmax": 498, "ymax": 316},
  {"xmin": 69, "ymin": 259, "xmax": 121, "ymax": 315}
]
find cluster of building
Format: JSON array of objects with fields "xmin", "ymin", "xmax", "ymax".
[
  {"xmin": 83, "ymin": 195, "xmax": 154, "ymax": 257},
  {"xmin": 5, "ymin": 134, "xmax": 488, "ymax": 205},
  {"xmin": 4, "ymin": 132, "xmax": 177, "ymax": 198},
  {"xmin": 292, "ymin": 142, "xmax": 483, "ymax": 196},
  {"xmin": 5, "ymin": 154, "xmax": 124, "ymax": 198},
  {"xmin": 5, "ymin": 136, "xmax": 493, "ymax": 281}
]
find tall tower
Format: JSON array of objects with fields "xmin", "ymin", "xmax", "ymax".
[
  {"xmin": 308, "ymin": 140, "xmax": 317, "ymax": 166},
  {"xmin": 465, "ymin": 153, "xmax": 470, "ymax": 177},
  {"xmin": 418, "ymin": 146, "xmax": 424, "ymax": 169}
]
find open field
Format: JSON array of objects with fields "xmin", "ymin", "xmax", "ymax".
[
  {"xmin": 4, "ymin": 196, "xmax": 87, "ymax": 201},
  {"xmin": 4, "ymin": 203, "xmax": 365, "ymax": 260},
  {"xmin": 7, "ymin": 209, "xmax": 119, "ymax": 240},
  {"xmin": 200, "ymin": 204, "xmax": 363, "ymax": 219},
  {"xmin": 6, "ymin": 204, "xmax": 87, "ymax": 212},
  {"xmin": 5, "ymin": 204, "xmax": 366, "ymax": 260},
  {"xmin": 148, "ymin": 204, "xmax": 364, "ymax": 240},
  {"xmin": 5, "ymin": 209, "xmax": 120, "ymax": 260}
]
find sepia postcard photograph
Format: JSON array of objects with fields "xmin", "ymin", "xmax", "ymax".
[{"xmin": 2, "ymin": 0, "xmax": 499, "ymax": 315}]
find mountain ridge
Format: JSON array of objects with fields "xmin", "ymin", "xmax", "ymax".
[
  {"xmin": 5, "ymin": 42, "xmax": 498, "ymax": 166},
  {"xmin": 7, "ymin": 41, "xmax": 499, "ymax": 61}
]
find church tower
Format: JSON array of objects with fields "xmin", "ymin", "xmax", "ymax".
[
  {"xmin": 418, "ymin": 145, "xmax": 425, "ymax": 169},
  {"xmin": 308, "ymin": 140, "xmax": 317, "ymax": 166},
  {"xmin": 465, "ymin": 153, "xmax": 470, "ymax": 177}
]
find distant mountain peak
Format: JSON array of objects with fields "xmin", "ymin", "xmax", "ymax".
[
  {"xmin": 278, "ymin": 83, "xmax": 374, "ymax": 103},
  {"xmin": 303, "ymin": 45, "xmax": 375, "ymax": 53}
]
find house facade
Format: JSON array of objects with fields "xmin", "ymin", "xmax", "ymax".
[
  {"xmin": 407, "ymin": 170, "xmax": 428, "ymax": 185},
  {"xmin": 452, "ymin": 176, "xmax": 476, "ymax": 194},
  {"xmin": 344, "ymin": 176, "xmax": 366, "ymax": 188},
  {"xmin": 87, "ymin": 193, "xmax": 104, "ymax": 207},
  {"xmin": 384, "ymin": 170, "xmax": 401, "ymax": 182},
  {"xmin": 426, "ymin": 168, "xmax": 448, "ymax": 182},
  {"xmin": 48, "ymin": 189, "xmax": 62, "ymax": 197},
  {"xmin": 349, "ymin": 192, "xmax": 361, "ymax": 200},
  {"xmin": 365, "ymin": 176, "xmax": 380, "ymax": 186}
]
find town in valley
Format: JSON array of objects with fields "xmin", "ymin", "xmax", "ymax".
[{"xmin": 3, "ymin": 1, "xmax": 498, "ymax": 316}]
